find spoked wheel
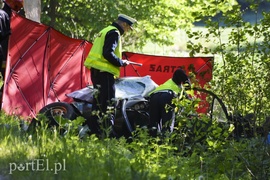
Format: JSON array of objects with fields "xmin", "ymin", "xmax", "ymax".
[{"xmin": 28, "ymin": 102, "xmax": 77, "ymax": 135}]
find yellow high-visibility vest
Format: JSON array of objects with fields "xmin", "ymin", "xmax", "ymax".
[
  {"xmin": 150, "ymin": 79, "xmax": 181, "ymax": 95},
  {"xmin": 84, "ymin": 26, "xmax": 122, "ymax": 77}
]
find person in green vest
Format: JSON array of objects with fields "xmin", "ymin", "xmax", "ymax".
[
  {"xmin": 148, "ymin": 68, "xmax": 191, "ymax": 137},
  {"xmin": 83, "ymin": 14, "xmax": 137, "ymax": 137}
]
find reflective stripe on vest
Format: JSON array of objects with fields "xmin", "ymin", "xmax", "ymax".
[
  {"xmin": 84, "ymin": 26, "xmax": 122, "ymax": 77},
  {"xmin": 150, "ymin": 79, "xmax": 181, "ymax": 95}
]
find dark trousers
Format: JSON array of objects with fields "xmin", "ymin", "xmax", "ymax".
[
  {"xmin": 86, "ymin": 68, "xmax": 116, "ymax": 135},
  {"xmin": 149, "ymin": 91, "xmax": 175, "ymax": 137}
]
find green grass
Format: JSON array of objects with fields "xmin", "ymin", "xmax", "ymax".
[
  {"xmin": 0, "ymin": 112, "xmax": 269, "ymax": 180},
  {"xmin": 0, "ymin": 115, "xmax": 191, "ymax": 180}
]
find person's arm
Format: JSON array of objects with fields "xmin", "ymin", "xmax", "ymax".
[
  {"xmin": 102, "ymin": 30, "xmax": 125, "ymax": 67},
  {"xmin": 0, "ymin": 11, "xmax": 11, "ymax": 41}
]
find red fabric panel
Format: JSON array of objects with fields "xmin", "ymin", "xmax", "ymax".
[
  {"xmin": 2, "ymin": 13, "xmax": 91, "ymax": 118},
  {"xmin": 121, "ymin": 52, "xmax": 213, "ymax": 114},
  {"xmin": 121, "ymin": 52, "xmax": 213, "ymax": 87}
]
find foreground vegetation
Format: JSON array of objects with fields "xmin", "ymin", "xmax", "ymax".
[{"xmin": 0, "ymin": 110, "xmax": 269, "ymax": 180}]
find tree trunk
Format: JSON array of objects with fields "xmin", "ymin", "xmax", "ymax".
[{"xmin": 24, "ymin": 0, "xmax": 41, "ymax": 22}]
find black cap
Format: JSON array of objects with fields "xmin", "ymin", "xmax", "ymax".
[{"xmin": 172, "ymin": 69, "xmax": 189, "ymax": 85}]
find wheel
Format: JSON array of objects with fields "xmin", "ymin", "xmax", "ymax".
[{"xmin": 28, "ymin": 102, "xmax": 77, "ymax": 134}]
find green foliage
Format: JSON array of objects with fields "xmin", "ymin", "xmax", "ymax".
[
  {"xmin": 186, "ymin": 0, "xmax": 270, "ymax": 125},
  {"xmin": 40, "ymin": 0, "xmax": 237, "ymax": 50},
  {"xmin": 170, "ymin": 91, "xmax": 233, "ymax": 156},
  {"xmin": 0, "ymin": 112, "xmax": 269, "ymax": 179}
]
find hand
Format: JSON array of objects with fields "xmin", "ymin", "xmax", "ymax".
[{"xmin": 122, "ymin": 60, "xmax": 130, "ymax": 67}]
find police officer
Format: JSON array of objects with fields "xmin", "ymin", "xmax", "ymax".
[
  {"xmin": 148, "ymin": 68, "xmax": 190, "ymax": 137},
  {"xmin": 83, "ymin": 14, "xmax": 137, "ymax": 137}
]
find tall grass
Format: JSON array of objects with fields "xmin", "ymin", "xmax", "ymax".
[
  {"xmin": 0, "ymin": 111, "xmax": 269, "ymax": 180},
  {"xmin": 0, "ymin": 114, "xmax": 191, "ymax": 180}
]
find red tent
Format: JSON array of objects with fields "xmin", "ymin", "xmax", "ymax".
[
  {"xmin": 2, "ymin": 12, "xmax": 92, "ymax": 118},
  {"xmin": 2, "ymin": 12, "xmax": 213, "ymax": 119}
]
